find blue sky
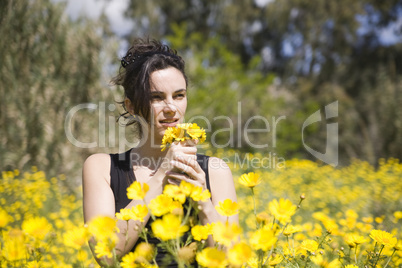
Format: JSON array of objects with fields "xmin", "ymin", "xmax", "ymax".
[{"xmin": 60, "ymin": 0, "xmax": 133, "ymax": 36}]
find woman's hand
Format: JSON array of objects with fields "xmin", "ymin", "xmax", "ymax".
[{"xmin": 164, "ymin": 141, "xmax": 206, "ymax": 190}]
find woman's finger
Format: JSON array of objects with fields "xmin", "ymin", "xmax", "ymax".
[
  {"xmin": 170, "ymin": 160, "xmax": 196, "ymax": 177},
  {"xmin": 165, "ymin": 171, "xmax": 195, "ymax": 184},
  {"xmin": 173, "ymin": 156, "xmax": 202, "ymax": 173},
  {"xmin": 170, "ymin": 142, "xmax": 197, "ymax": 154},
  {"xmin": 168, "ymin": 160, "xmax": 206, "ymax": 188}
]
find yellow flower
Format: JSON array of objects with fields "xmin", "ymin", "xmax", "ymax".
[
  {"xmin": 77, "ymin": 249, "xmax": 89, "ymax": 262},
  {"xmin": 196, "ymin": 247, "xmax": 228, "ymax": 268},
  {"xmin": 131, "ymin": 204, "xmax": 149, "ymax": 222},
  {"xmin": 120, "ymin": 243, "xmax": 156, "ymax": 268},
  {"xmin": 120, "ymin": 252, "xmax": 139, "ymax": 268},
  {"xmin": 180, "ymin": 180, "xmax": 195, "ymax": 196},
  {"xmin": 127, "ymin": 181, "xmax": 149, "ymax": 200},
  {"xmin": 190, "ymin": 186, "xmax": 211, "ymax": 202},
  {"xmin": 249, "ymin": 227, "xmax": 277, "ymax": 251},
  {"xmin": 282, "ymin": 244, "xmax": 293, "ymax": 256},
  {"xmin": 63, "ymin": 226, "xmax": 89, "ymax": 249},
  {"xmin": 95, "ymin": 240, "xmax": 115, "ymax": 259},
  {"xmin": 268, "ymin": 198, "xmax": 297, "ymax": 224},
  {"xmin": 115, "ymin": 208, "xmax": 133, "ymax": 221},
  {"xmin": 394, "ymin": 240, "xmax": 402, "ymax": 251},
  {"xmin": 247, "ymin": 257, "xmax": 259, "ymax": 268},
  {"xmin": 26, "ymin": 260, "xmax": 41, "ymax": 268},
  {"xmin": 186, "ymin": 123, "xmax": 206, "ymax": 143},
  {"xmin": 344, "ymin": 265, "xmax": 359, "ymax": 268},
  {"xmin": 164, "ymin": 184, "xmax": 187, "ymax": 204},
  {"xmin": 256, "ymin": 212, "xmax": 270, "ymax": 225},
  {"xmin": 178, "ymin": 242, "xmax": 197, "ymax": 264},
  {"xmin": 228, "ymin": 242, "xmax": 253, "ymax": 266},
  {"xmin": 0, "ymin": 208, "xmax": 12, "ymax": 228},
  {"xmin": 88, "ymin": 216, "xmax": 117, "ymax": 242},
  {"xmin": 191, "ymin": 225, "xmax": 210, "ymax": 241},
  {"xmin": 2, "ymin": 229, "xmax": 27, "ymax": 262},
  {"xmin": 300, "ymin": 239, "xmax": 319, "ymax": 253},
  {"xmin": 328, "ymin": 259, "xmax": 343, "ymax": 267},
  {"xmin": 267, "ymin": 254, "xmax": 283, "ymax": 266},
  {"xmin": 239, "ymin": 172, "xmax": 262, "ymax": 188},
  {"xmin": 369, "ymin": 229, "xmax": 397, "ymax": 247},
  {"xmin": 212, "ymin": 221, "xmax": 242, "ymax": 246},
  {"xmin": 205, "ymin": 222, "xmax": 214, "ymax": 235},
  {"xmin": 134, "ymin": 242, "xmax": 155, "ymax": 261},
  {"xmin": 22, "ymin": 216, "xmax": 52, "ymax": 240},
  {"xmin": 283, "ymin": 224, "xmax": 303, "ymax": 236},
  {"xmin": 161, "ymin": 126, "xmax": 184, "ymax": 151},
  {"xmin": 117, "ymin": 205, "xmax": 149, "ymax": 222},
  {"xmin": 394, "ymin": 211, "xmax": 402, "ymax": 220},
  {"xmin": 345, "ymin": 233, "xmax": 367, "ymax": 248},
  {"xmin": 215, "ymin": 199, "xmax": 239, "ymax": 217},
  {"xmin": 149, "ymin": 194, "xmax": 182, "ymax": 217},
  {"xmin": 161, "ymin": 123, "xmax": 206, "ymax": 151},
  {"xmin": 151, "ymin": 214, "xmax": 189, "ymax": 241}
]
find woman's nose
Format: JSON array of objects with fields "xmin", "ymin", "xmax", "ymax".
[{"xmin": 162, "ymin": 100, "xmax": 177, "ymax": 113}]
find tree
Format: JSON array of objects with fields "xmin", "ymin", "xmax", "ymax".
[
  {"xmin": 0, "ymin": 0, "xmax": 117, "ymax": 179},
  {"xmin": 167, "ymin": 25, "xmax": 304, "ymax": 158},
  {"xmin": 122, "ymin": 0, "xmax": 402, "ymax": 164}
]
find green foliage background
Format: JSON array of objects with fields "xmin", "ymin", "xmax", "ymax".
[
  {"xmin": 1, "ymin": 0, "xmax": 402, "ymax": 183},
  {"xmin": 0, "ymin": 1, "xmax": 401, "ymax": 266}
]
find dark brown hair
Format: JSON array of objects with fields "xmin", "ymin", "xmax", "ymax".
[{"xmin": 111, "ymin": 38, "xmax": 188, "ymax": 135}]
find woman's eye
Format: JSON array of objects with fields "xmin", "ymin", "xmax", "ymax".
[
  {"xmin": 176, "ymin": 94, "xmax": 186, "ymax": 98},
  {"xmin": 151, "ymin": 95, "xmax": 163, "ymax": 100}
]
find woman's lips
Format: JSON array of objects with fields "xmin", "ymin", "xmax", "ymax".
[{"xmin": 159, "ymin": 119, "xmax": 179, "ymax": 127}]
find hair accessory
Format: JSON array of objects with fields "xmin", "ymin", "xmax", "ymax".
[
  {"xmin": 121, "ymin": 53, "xmax": 142, "ymax": 68},
  {"xmin": 120, "ymin": 51, "xmax": 179, "ymax": 69}
]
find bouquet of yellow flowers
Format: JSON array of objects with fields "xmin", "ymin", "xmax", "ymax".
[{"xmin": 161, "ymin": 123, "xmax": 206, "ymax": 151}]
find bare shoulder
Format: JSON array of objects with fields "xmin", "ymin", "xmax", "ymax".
[
  {"xmin": 208, "ymin": 157, "xmax": 232, "ymax": 177},
  {"xmin": 83, "ymin": 153, "xmax": 111, "ymax": 185}
]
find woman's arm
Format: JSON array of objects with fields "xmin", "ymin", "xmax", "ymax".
[
  {"xmin": 198, "ymin": 157, "xmax": 238, "ymax": 225},
  {"xmin": 82, "ymin": 145, "xmax": 197, "ymax": 264},
  {"xmin": 82, "ymin": 153, "xmax": 166, "ymax": 265}
]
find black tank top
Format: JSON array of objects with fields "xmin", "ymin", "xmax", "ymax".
[{"xmin": 109, "ymin": 150, "xmax": 210, "ymax": 267}]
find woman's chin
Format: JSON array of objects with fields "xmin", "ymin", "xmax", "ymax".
[{"xmin": 151, "ymin": 129, "xmax": 166, "ymax": 142}]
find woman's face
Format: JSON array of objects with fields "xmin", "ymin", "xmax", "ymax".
[{"xmin": 149, "ymin": 67, "xmax": 187, "ymax": 141}]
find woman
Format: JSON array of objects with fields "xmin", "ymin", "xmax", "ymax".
[{"xmin": 82, "ymin": 38, "xmax": 238, "ymax": 266}]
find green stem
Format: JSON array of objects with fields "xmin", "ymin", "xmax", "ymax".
[
  {"xmin": 373, "ymin": 245, "xmax": 384, "ymax": 268},
  {"xmin": 292, "ymin": 235, "xmax": 296, "ymax": 257},
  {"xmin": 286, "ymin": 235, "xmax": 291, "ymax": 254},
  {"xmin": 317, "ymin": 231, "xmax": 330, "ymax": 249},
  {"xmin": 123, "ymin": 220, "xmax": 129, "ymax": 252},
  {"xmin": 176, "ymin": 237, "xmax": 185, "ymax": 268},
  {"xmin": 141, "ymin": 225, "xmax": 148, "ymax": 244},
  {"xmin": 262, "ymin": 244, "xmax": 275, "ymax": 266},
  {"xmin": 303, "ymin": 254, "xmax": 309, "ymax": 268},
  {"xmin": 365, "ymin": 242, "xmax": 377, "ymax": 267},
  {"xmin": 257, "ymin": 250, "xmax": 264, "ymax": 268},
  {"xmin": 355, "ymin": 245, "xmax": 358, "ymax": 264},
  {"xmin": 383, "ymin": 249, "xmax": 396, "ymax": 268},
  {"xmin": 251, "ymin": 188, "xmax": 258, "ymax": 229},
  {"xmin": 183, "ymin": 199, "xmax": 193, "ymax": 226}
]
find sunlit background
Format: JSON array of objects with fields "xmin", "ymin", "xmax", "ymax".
[{"xmin": 1, "ymin": 0, "xmax": 402, "ymax": 267}]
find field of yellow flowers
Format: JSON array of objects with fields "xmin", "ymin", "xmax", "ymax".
[{"xmin": 1, "ymin": 152, "xmax": 401, "ymax": 267}]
